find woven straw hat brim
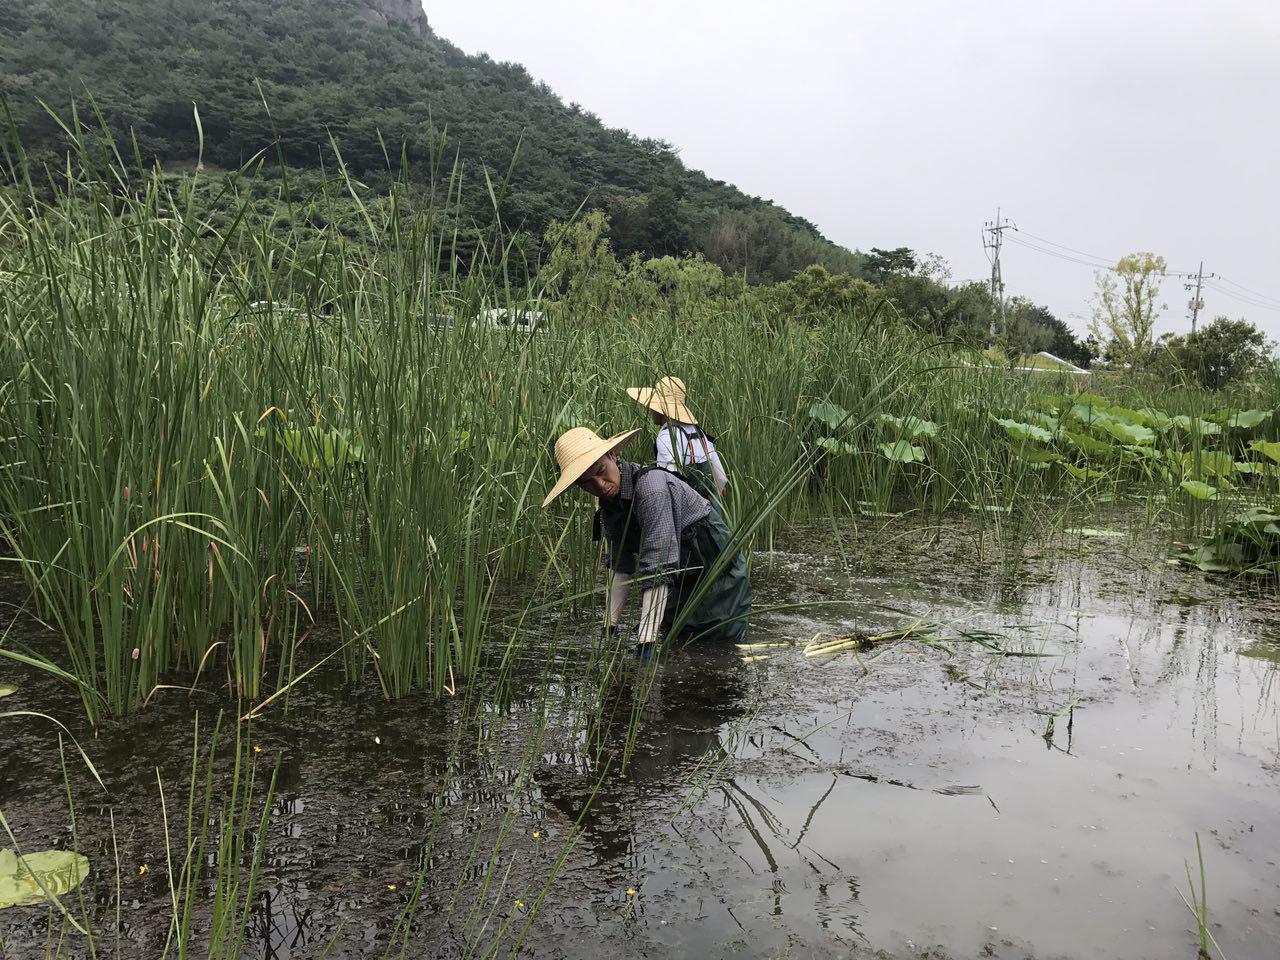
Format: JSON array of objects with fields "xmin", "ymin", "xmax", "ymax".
[
  {"xmin": 541, "ymin": 428, "xmax": 641, "ymax": 508},
  {"xmin": 625, "ymin": 386, "xmax": 698, "ymax": 426}
]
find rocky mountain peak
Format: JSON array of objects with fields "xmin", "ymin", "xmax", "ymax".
[{"xmin": 357, "ymin": 0, "xmax": 429, "ymax": 36}]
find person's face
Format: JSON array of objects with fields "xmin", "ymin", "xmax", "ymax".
[
  {"xmin": 576, "ymin": 452, "xmax": 621, "ymax": 499},
  {"xmin": 649, "ymin": 410, "xmax": 667, "ymax": 426}
]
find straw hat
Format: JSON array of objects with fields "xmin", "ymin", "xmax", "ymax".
[
  {"xmin": 541, "ymin": 426, "xmax": 641, "ymax": 507},
  {"xmin": 626, "ymin": 375, "xmax": 697, "ymax": 425}
]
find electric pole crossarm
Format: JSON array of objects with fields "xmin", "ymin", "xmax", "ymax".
[
  {"xmin": 982, "ymin": 208, "xmax": 1015, "ymax": 342},
  {"xmin": 1184, "ymin": 261, "xmax": 1214, "ymax": 334}
]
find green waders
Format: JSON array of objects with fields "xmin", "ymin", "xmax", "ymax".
[
  {"xmin": 661, "ymin": 505, "xmax": 752, "ymax": 643},
  {"xmin": 678, "ymin": 460, "xmax": 718, "ymax": 500}
]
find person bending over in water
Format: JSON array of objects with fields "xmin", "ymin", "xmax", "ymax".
[
  {"xmin": 626, "ymin": 376, "xmax": 727, "ymax": 499},
  {"xmin": 542, "ymin": 426, "xmax": 751, "ymax": 649}
]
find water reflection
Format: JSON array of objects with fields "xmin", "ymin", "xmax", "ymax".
[{"xmin": 3, "ymin": 514, "xmax": 1280, "ymax": 959}]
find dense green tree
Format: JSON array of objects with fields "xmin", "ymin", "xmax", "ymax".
[
  {"xmin": 762, "ymin": 265, "xmax": 880, "ymax": 321},
  {"xmin": 862, "ymin": 247, "xmax": 918, "ymax": 284},
  {"xmin": 996, "ymin": 301, "xmax": 1092, "ymax": 368},
  {"xmin": 1160, "ymin": 317, "xmax": 1271, "ymax": 390},
  {"xmin": 1027, "ymin": 305, "xmax": 1092, "ymax": 369},
  {"xmin": 539, "ymin": 210, "xmax": 620, "ymax": 318},
  {"xmin": 881, "ymin": 272, "xmax": 950, "ymax": 332},
  {"xmin": 941, "ymin": 282, "xmax": 998, "ymax": 344}
]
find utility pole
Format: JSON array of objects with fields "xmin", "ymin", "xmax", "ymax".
[
  {"xmin": 983, "ymin": 208, "xmax": 1014, "ymax": 341},
  {"xmin": 1184, "ymin": 261, "xmax": 1213, "ymax": 334}
]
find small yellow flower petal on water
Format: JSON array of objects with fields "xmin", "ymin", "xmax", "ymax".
[
  {"xmin": 387, "ymin": 884, "xmax": 397, "ymax": 891},
  {"xmin": 515, "ymin": 899, "xmax": 525, "ymax": 909},
  {"xmin": 138, "ymin": 865, "xmax": 148, "ymax": 875},
  {"xmin": 253, "ymin": 745, "xmax": 262, "ymax": 754},
  {"xmin": 626, "ymin": 887, "xmax": 636, "ymax": 896},
  {"xmin": 532, "ymin": 830, "xmax": 540, "ymax": 839}
]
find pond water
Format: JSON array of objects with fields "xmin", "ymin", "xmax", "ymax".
[{"xmin": 2, "ymin": 513, "xmax": 1279, "ymax": 959}]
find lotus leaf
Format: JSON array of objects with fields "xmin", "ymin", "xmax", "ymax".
[
  {"xmin": 877, "ymin": 413, "xmax": 939, "ymax": 439},
  {"xmin": 1179, "ymin": 480, "xmax": 1218, "ymax": 501},
  {"xmin": 1234, "ymin": 460, "xmax": 1280, "ymax": 477},
  {"xmin": 1073, "ymin": 393, "xmax": 1110, "ymax": 408},
  {"xmin": 1029, "ymin": 412, "xmax": 1060, "ymax": 432},
  {"xmin": 1179, "ymin": 506, "xmax": 1280, "ymax": 576},
  {"xmin": 270, "ymin": 426, "xmax": 365, "ymax": 470},
  {"xmin": 995, "ymin": 418, "xmax": 1053, "ymax": 443},
  {"xmin": 1181, "ymin": 450, "xmax": 1236, "ymax": 479},
  {"xmin": 1105, "ymin": 405, "xmax": 1152, "ymax": 426},
  {"xmin": 1068, "ymin": 403, "xmax": 1106, "ymax": 425},
  {"xmin": 1119, "ymin": 445, "xmax": 1158, "ymax": 462},
  {"xmin": 1222, "ymin": 409, "xmax": 1272, "ymax": 429},
  {"xmin": 1013, "ymin": 449, "xmax": 1061, "ymax": 470},
  {"xmin": 1172, "ymin": 415, "xmax": 1222, "ymax": 436},
  {"xmin": 1060, "ymin": 462, "xmax": 1107, "ymax": 481},
  {"xmin": 878, "ymin": 441, "xmax": 926, "ymax": 464},
  {"xmin": 807, "ymin": 401, "xmax": 851, "ymax": 430},
  {"xmin": 1065, "ymin": 431, "xmax": 1114, "ymax": 458},
  {"xmin": 0, "ymin": 848, "xmax": 90, "ymax": 909},
  {"xmin": 1229, "ymin": 507, "xmax": 1280, "ymax": 533},
  {"xmin": 1137, "ymin": 407, "xmax": 1173, "ymax": 430},
  {"xmin": 1184, "ymin": 541, "xmax": 1250, "ymax": 572},
  {"xmin": 1101, "ymin": 419, "xmax": 1154, "ymax": 445},
  {"xmin": 815, "ymin": 437, "xmax": 857, "ymax": 455},
  {"xmin": 1250, "ymin": 440, "xmax": 1280, "ymax": 464}
]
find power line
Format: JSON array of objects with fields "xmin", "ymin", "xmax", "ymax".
[
  {"xmin": 1212, "ymin": 275, "xmax": 1280, "ymax": 309},
  {"xmin": 1007, "ymin": 227, "xmax": 1116, "ymax": 265},
  {"xmin": 1005, "ymin": 234, "xmax": 1114, "ymax": 270},
  {"xmin": 1202, "ymin": 280, "xmax": 1280, "ymax": 314},
  {"xmin": 1006, "ymin": 226, "xmax": 1201, "ymax": 277}
]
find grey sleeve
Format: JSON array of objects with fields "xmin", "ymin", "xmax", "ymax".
[{"xmin": 633, "ymin": 474, "xmax": 681, "ymax": 587}]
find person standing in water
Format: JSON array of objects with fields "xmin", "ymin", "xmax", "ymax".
[
  {"xmin": 625, "ymin": 376, "xmax": 728, "ymax": 500},
  {"xmin": 542, "ymin": 426, "xmax": 751, "ymax": 647}
]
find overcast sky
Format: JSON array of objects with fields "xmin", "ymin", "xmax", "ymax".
[{"xmin": 427, "ymin": 1, "xmax": 1280, "ymax": 338}]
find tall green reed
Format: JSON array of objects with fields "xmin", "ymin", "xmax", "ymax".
[{"xmin": 0, "ymin": 113, "xmax": 1257, "ymax": 721}]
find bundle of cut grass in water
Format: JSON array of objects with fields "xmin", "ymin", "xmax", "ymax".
[
  {"xmin": 735, "ymin": 629, "xmax": 898, "ymax": 663},
  {"xmin": 802, "ymin": 631, "xmax": 884, "ymax": 658}
]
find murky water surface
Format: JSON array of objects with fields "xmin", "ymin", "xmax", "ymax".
[{"xmin": 3, "ymin": 514, "xmax": 1279, "ymax": 959}]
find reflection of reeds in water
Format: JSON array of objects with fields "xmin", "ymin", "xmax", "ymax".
[{"xmin": 5, "ymin": 666, "xmax": 641, "ymax": 957}]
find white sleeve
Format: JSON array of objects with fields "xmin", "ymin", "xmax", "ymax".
[
  {"xmin": 636, "ymin": 584, "xmax": 669, "ymax": 645},
  {"xmin": 607, "ymin": 571, "xmax": 631, "ymax": 625},
  {"xmin": 655, "ymin": 428, "xmax": 678, "ymax": 471}
]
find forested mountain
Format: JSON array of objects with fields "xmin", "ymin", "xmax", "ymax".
[{"xmin": 0, "ymin": 0, "xmax": 859, "ymax": 280}]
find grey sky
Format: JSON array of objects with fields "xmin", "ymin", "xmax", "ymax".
[{"xmin": 427, "ymin": 1, "xmax": 1280, "ymax": 338}]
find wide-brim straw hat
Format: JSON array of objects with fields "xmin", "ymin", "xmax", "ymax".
[
  {"xmin": 541, "ymin": 426, "xmax": 641, "ymax": 508},
  {"xmin": 626, "ymin": 375, "xmax": 697, "ymax": 425}
]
